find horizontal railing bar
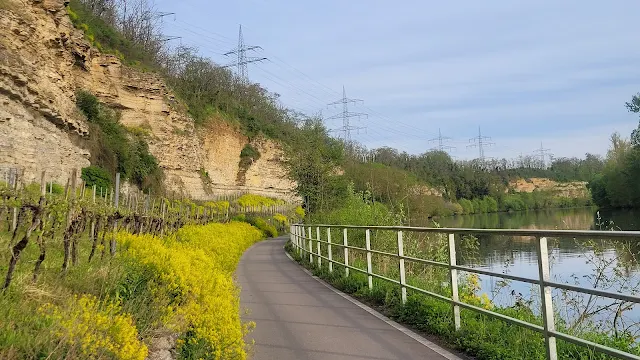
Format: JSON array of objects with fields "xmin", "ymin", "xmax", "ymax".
[
  {"xmin": 291, "ymin": 228, "xmax": 640, "ymax": 360},
  {"xmin": 293, "ymin": 224, "xmax": 640, "ymax": 239},
  {"xmin": 454, "ymin": 264, "xmax": 540, "ymax": 285},
  {"xmin": 297, "ymin": 234, "xmax": 542, "ymax": 286},
  {"xmin": 294, "ymin": 239, "xmax": 547, "ymax": 334},
  {"xmin": 550, "ymin": 331, "xmax": 640, "ymax": 360},
  {"xmin": 295, "ymin": 245, "xmax": 371, "ymax": 276},
  {"xmin": 402, "ymin": 285, "xmax": 546, "ymax": 333},
  {"xmin": 400, "ymin": 254, "xmax": 449, "ymax": 268},
  {"xmin": 546, "ymin": 281, "xmax": 640, "ymax": 304},
  {"xmin": 296, "ymin": 244, "xmax": 401, "ymax": 285}
]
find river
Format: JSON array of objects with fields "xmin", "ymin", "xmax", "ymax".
[{"xmin": 411, "ymin": 207, "xmax": 640, "ymax": 329}]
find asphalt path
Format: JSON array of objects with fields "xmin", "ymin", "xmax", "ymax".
[{"xmin": 237, "ymin": 236, "xmax": 462, "ymax": 360}]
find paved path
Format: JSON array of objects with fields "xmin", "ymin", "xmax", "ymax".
[{"xmin": 237, "ymin": 236, "xmax": 460, "ymax": 360}]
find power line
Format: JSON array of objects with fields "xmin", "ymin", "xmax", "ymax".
[
  {"xmin": 429, "ymin": 128, "xmax": 455, "ymax": 153},
  {"xmin": 326, "ymin": 86, "xmax": 367, "ymax": 142},
  {"xmin": 222, "ymin": 25, "xmax": 267, "ymax": 81},
  {"xmin": 534, "ymin": 142, "xmax": 553, "ymax": 168},
  {"xmin": 165, "ymin": 21, "xmax": 436, "ymax": 141},
  {"xmin": 467, "ymin": 126, "xmax": 494, "ymax": 162}
]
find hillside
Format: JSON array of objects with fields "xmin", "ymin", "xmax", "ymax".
[{"xmin": 0, "ymin": 0, "xmax": 297, "ymax": 201}]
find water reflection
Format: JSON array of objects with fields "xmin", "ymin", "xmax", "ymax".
[{"xmin": 409, "ymin": 207, "xmax": 640, "ymax": 329}]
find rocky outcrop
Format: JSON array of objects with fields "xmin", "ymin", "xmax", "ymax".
[
  {"xmin": 0, "ymin": 0, "xmax": 298, "ymax": 201},
  {"xmin": 0, "ymin": 0, "xmax": 91, "ymax": 184},
  {"xmin": 508, "ymin": 177, "xmax": 590, "ymax": 198}
]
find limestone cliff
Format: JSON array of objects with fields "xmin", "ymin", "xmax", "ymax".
[
  {"xmin": 0, "ymin": 0, "xmax": 298, "ymax": 201},
  {"xmin": 508, "ymin": 177, "xmax": 590, "ymax": 198}
]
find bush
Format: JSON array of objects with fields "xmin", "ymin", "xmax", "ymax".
[
  {"xmin": 118, "ymin": 222, "xmax": 264, "ymax": 359},
  {"xmin": 459, "ymin": 199, "xmax": 474, "ymax": 214},
  {"xmin": 81, "ymin": 165, "xmax": 112, "ymax": 190},
  {"xmin": 246, "ymin": 216, "xmax": 278, "ymax": 238},
  {"xmin": 240, "ymin": 144, "xmax": 261, "ymax": 162},
  {"xmin": 235, "ymin": 194, "xmax": 284, "ymax": 208},
  {"xmin": 76, "ymin": 90, "xmax": 163, "ymax": 192},
  {"xmin": 502, "ymin": 195, "xmax": 526, "ymax": 212}
]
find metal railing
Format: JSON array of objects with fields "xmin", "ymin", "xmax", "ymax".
[{"xmin": 289, "ymin": 224, "xmax": 640, "ymax": 360}]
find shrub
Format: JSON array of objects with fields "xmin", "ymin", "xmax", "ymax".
[
  {"xmin": 81, "ymin": 165, "xmax": 112, "ymax": 190},
  {"xmin": 459, "ymin": 199, "xmax": 474, "ymax": 214},
  {"xmin": 243, "ymin": 216, "xmax": 278, "ymax": 238},
  {"xmin": 235, "ymin": 194, "xmax": 284, "ymax": 208},
  {"xmin": 274, "ymin": 213, "xmax": 288, "ymax": 225},
  {"xmin": 204, "ymin": 200, "xmax": 230, "ymax": 214},
  {"xmin": 38, "ymin": 295, "xmax": 148, "ymax": 360},
  {"xmin": 76, "ymin": 90, "xmax": 163, "ymax": 193},
  {"xmin": 240, "ymin": 144, "xmax": 260, "ymax": 162},
  {"xmin": 118, "ymin": 222, "xmax": 264, "ymax": 359}
]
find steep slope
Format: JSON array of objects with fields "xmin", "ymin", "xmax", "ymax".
[{"xmin": 0, "ymin": 0, "xmax": 297, "ymax": 201}]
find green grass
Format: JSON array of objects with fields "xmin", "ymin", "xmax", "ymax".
[{"xmin": 0, "ymin": 225, "xmax": 161, "ymax": 359}]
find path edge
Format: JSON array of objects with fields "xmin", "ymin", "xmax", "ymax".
[{"xmin": 283, "ymin": 244, "xmax": 465, "ymax": 360}]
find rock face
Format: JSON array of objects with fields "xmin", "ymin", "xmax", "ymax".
[
  {"xmin": 508, "ymin": 178, "xmax": 590, "ymax": 198},
  {"xmin": 0, "ymin": 0, "xmax": 298, "ymax": 201}
]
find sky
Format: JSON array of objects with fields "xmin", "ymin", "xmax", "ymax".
[{"xmin": 155, "ymin": 0, "xmax": 640, "ymax": 161}]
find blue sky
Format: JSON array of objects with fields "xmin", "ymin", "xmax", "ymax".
[{"xmin": 156, "ymin": 0, "xmax": 640, "ymax": 160}]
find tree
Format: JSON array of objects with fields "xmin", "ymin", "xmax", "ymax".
[
  {"xmin": 283, "ymin": 119, "xmax": 347, "ymax": 213},
  {"xmin": 626, "ymin": 93, "xmax": 640, "ymax": 147}
]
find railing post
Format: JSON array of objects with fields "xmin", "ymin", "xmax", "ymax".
[
  {"xmin": 397, "ymin": 231, "xmax": 407, "ymax": 304},
  {"xmin": 449, "ymin": 233, "xmax": 461, "ymax": 331},
  {"xmin": 308, "ymin": 227, "xmax": 313, "ymax": 264},
  {"xmin": 537, "ymin": 236, "xmax": 558, "ymax": 360},
  {"xmin": 298, "ymin": 226, "xmax": 304, "ymax": 255},
  {"xmin": 343, "ymin": 228, "xmax": 349, "ymax": 277},
  {"xmin": 289, "ymin": 225, "xmax": 293, "ymax": 245},
  {"xmin": 366, "ymin": 229, "xmax": 373, "ymax": 290},
  {"xmin": 327, "ymin": 228, "xmax": 333, "ymax": 273},
  {"xmin": 316, "ymin": 227, "xmax": 321, "ymax": 268}
]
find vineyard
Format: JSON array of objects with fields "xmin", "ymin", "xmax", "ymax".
[
  {"xmin": 0, "ymin": 168, "xmax": 298, "ymax": 290},
  {"xmin": 0, "ymin": 168, "xmax": 299, "ymax": 359}
]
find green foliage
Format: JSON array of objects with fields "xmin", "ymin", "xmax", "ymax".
[
  {"xmin": 81, "ymin": 165, "xmax": 112, "ymax": 190},
  {"xmin": 76, "ymin": 90, "xmax": 163, "ymax": 192},
  {"xmin": 372, "ymin": 147, "xmax": 603, "ymax": 202},
  {"xmin": 283, "ymin": 119, "xmax": 348, "ymax": 213},
  {"xmin": 235, "ymin": 194, "xmax": 284, "ymax": 208},
  {"xmin": 50, "ymin": 183, "xmax": 65, "ymax": 195},
  {"xmin": 251, "ymin": 217, "xmax": 278, "ymax": 238},
  {"xmin": 588, "ymin": 119, "xmax": 640, "ymax": 208},
  {"xmin": 308, "ymin": 184, "xmax": 403, "ymax": 226},
  {"xmin": 235, "ymin": 216, "xmax": 278, "ymax": 238},
  {"xmin": 240, "ymin": 144, "xmax": 261, "ymax": 161}
]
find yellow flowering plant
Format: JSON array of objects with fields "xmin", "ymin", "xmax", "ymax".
[
  {"xmin": 39, "ymin": 295, "xmax": 148, "ymax": 360},
  {"xmin": 118, "ymin": 221, "xmax": 263, "ymax": 359}
]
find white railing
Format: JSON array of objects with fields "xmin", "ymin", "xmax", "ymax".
[{"xmin": 289, "ymin": 224, "xmax": 640, "ymax": 360}]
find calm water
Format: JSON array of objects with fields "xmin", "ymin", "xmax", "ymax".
[{"xmin": 411, "ymin": 207, "xmax": 640, "ymax": 326}]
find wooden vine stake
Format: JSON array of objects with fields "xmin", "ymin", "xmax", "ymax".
[
  {"xmin": 110, "ymin": 173, "xmax": 120, "ymax": 256},
  {"xmin": 3, "ymin": 171, "xmax": 46, "ymax": 290},
  {"xmin": 62, "ymin": 168, "xmax": 77, "ymax": 271}
]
